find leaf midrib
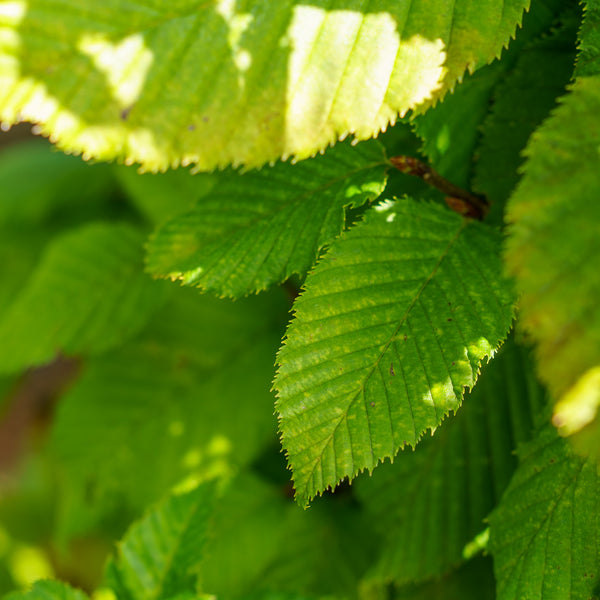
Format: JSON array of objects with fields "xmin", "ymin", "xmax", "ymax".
[{"xmin": 294, "ymin": 215, "xmax": 469, "ymax": 501}]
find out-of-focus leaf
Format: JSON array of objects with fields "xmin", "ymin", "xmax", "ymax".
[{"xmin": 0, "ymin": 223, "xmax": 170, "ymax": 374}]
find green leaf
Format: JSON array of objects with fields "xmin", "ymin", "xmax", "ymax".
[
  {"xmin": 275, "ymin": 199, "xmax": 515, "ymax": 506},
  {"xmin": 0, "ymin": 0, "xmax": 529, "ymax": 170},
  {"xmin": 0, "ymin": 222, "xmax": 170, "ymax": 375},
  {"xmin": 576, "ymin": 0, "xmax": 600, "ymax": 77},
  {"xmin": 50, "ymin": 288, "xmax": 288, "ymax": 532},
  {"xmin": 104, "ymin": 482, "xmax": 215, "ymax": 600},
  {"xmin": 146, "ymin": 140, "xmax": 388, "ymax": 297},
  {"xmin": 488, "ymin": 421, "xmax": 600, "ymax": 600},
  {"xmin": 2, "ymin": 580, "xmax": 88, "ymax": 600},
  {"xmin": 504, "ymin": 74, "xmax": 600, "ymax": 445},
  {"xmin": 473, "ymin": 8, "xmax": 578, "ymax": 223},
  {"xmin": 355, "ymin": 336, "xmax": 544, "ymax": 584},
  {"xmin": 410, "ymin": 0, "xmax": 576, "ymax": 216}
]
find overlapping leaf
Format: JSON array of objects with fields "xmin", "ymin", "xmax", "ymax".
[
  {"xmin": 504, "ymin": 0, "xmax": 600, "ymax": 449},
  {"xmin": 0, "ymin": 223, "xmax": 170, "ymax": 375},
  {"xmin": 355, "ymin": 337, "xmax": 544, "ymax": 585},
  {"xmin": 488, "ymin": 421, "xmax": 600, "ymax": 600},
  {"xmin": 104, "ymin": 482, "xmax": 215, "ymax": 600},
  {"xmin": 146, "ymin": 140, "xmax": 388, "ymax": 297},
  {"xmin": 275, "ymin": 199, "xmax": 515, "ymax": 506},
  {"xmin": 0, "ymin": 0, "xmax": 529, "ymax": 170},
  {"xmin": 411, "ymin": 0, "xmax": 575, "ymax": 214},
  {"xmin": 474, "ymin": 8, "xmax": 578, "ymax": 222}
]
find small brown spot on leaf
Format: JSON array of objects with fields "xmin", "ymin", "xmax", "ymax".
[
  {"xmin": 120, "ymin": 105, "xmax": 134, "ymax": 120},
  {"xmin": 389, "ymin": 363, "xmax": 395, "ymax": 376}
]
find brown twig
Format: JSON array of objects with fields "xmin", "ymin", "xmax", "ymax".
[{"xmin": 390, "ymin": 155, "xmax": 489, "ymax": 220}]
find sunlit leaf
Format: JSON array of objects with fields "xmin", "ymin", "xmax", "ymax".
[
  {"xmin": 0, "ymin": 0, "xmax": 528, "ymax": 170},
  {"xmin": 275, "ymin": 199, "xmax": 515, "ymax": 506},
  {"xmin": 146, "ymin": 140, "xmax": 388, "ymax": 297}
]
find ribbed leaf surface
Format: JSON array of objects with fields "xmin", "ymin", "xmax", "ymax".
[
  {"xmin": 355, "ymin": 337, "xmax": 544, "ymax": 584},
  {"xmin": 504, "ymin": 55, "xmax": 600, "ymax": 446},
  {"xmin": 2, "ymin": 580, "xmax": 88, "ymax": 600},
  {"xmin": 104, "ymin": 483, "xmax": 215, "ymax": 600},
  {"xmin": 146, "ymin": 140, "xmax": 388, "ymax": 297},
  {"xmin": 0, "ymin": 223, "xmax": 169, "ymax": 374},
  {"xmin": 0, "ymin": 0, "xmax": 528, "ymax": 170},
  {"xmin": 275, "ymin": 199, "xmax": 515, "ymax": 506},
  {"xmin": 488, "ymin": 421, "xmax": 600, "ymax": 600}
]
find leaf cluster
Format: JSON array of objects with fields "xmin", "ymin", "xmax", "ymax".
[{"xmin": 0, "ymin": 0, "xmax": 599, "ymax": 599}]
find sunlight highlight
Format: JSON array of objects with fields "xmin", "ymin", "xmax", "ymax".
[
  {"xmin": 553, "ymin": 366, "xmax": 600, "ymax": 436},
  {"xmin": 0, "ymin": 1, "xmax": 26, "ymax": 23},
  {"xmin": 215, "ymin": 0, "xmax": 254, "ymax": 83},
  {"xmin": 77, "ymin": 33, "xmax": 153, "ymax": 108},
  {"xmin": 284, "ymin": 6, "xmax": 447, "ymax": 155}
]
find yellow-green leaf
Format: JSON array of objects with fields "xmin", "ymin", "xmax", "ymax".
[{"xmin": 0, "ymin": 0, "xmax": 529, "ymax": 171}]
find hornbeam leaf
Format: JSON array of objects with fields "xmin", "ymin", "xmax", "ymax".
[
  {"xmin": 576, "ymin": 0, "xmax": 600, "ymax": 77},
  {"xmin": 0, "ymin": 0, "xmax": 529, "ymax": 171},
  {"xmin": 504, "ymin": 74, "xmax": 600, "ymax": 450},
  {"xmin": 104, "ymin": 482, "xmax": 215, "ymax": 600},
  {"xmin": 0, "ymin": 223, "xmax": 170, "ymax": 374},
  {"xmin": 488, "ymin": 421, "xmax": 600, "ymax": 600},
  {"xmin": 146, "ymin": 140, "xmax": 388, "ymax": 297},
  {"xmin": 474, "ymin": 10, "xmax": 577, "ymax": 223},
  {"xmin": 355, "ymin": 337, "xmax": 545, "ymax": 585},
  {"xmin": 2, "ymin": 580, "xmax": 88, "ymax": 600},
  {"xmin": 275, "ymin": 199, "xmax": 515, "ymax": 506}
]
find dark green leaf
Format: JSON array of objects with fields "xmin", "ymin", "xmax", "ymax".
[
  {"xmin": 104, "ymin": 482, "xmax": 215, "ymax": 600},
  {"xmin": 488, "ymin": 421, "xmax": 600, "ymax": 600},
  {"xmin": 275, "ymin": 199, "xmax": 515, "ymax": 506},
  {"xmin": 355, "ymin": 337, "xmax": 544, "ymax": 584},
  {"xmin": 146, "ymin": 140, "xmax": 388, "ymax": 297}
]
